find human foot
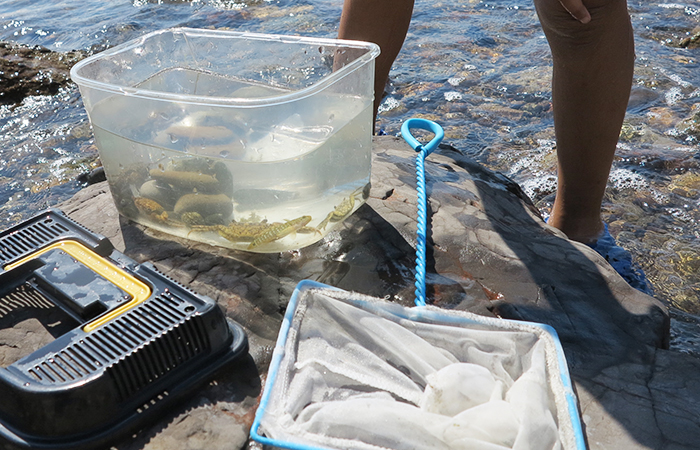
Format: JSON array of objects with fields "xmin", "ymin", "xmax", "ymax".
[{"xmin": 546, "ymin": 212, "xmax": 605, "ymax": 245}]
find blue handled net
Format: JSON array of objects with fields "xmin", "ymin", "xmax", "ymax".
[{"xmin": 250, "ymin": 119, "xmax": 586, "ymax": 450}]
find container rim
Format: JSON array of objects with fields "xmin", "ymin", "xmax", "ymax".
[{"xmin": 69, "ymin": 27, "xmax": 381, "ymax": 108}]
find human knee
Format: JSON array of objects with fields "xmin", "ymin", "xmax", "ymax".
[{"xmin": 534, "ymin": 0, "xmax": 630, "ymax": 48}]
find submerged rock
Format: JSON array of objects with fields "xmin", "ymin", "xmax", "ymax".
[
  {"xmin": 0, "ymin": 42, "xmax": 87, "ymax": 104},
  {"xmin": 678, "ymin": 29, "xmax": 700, "ymax": 49},
  {"xmin": 48, "ymin": 136, "xmax": 700, "ymax": 449},
  {"xmin": 676, "ymin": 107, "xmax": 700, "ymax": 142}
]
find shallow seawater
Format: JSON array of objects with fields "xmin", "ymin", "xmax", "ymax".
[{"xmin": 0, "ymin": 0, "xmax": 698, "ymax": 317}]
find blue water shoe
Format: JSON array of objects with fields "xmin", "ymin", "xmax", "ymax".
[{"xmin": 587, "ymin": 224, "xmax": 653, "ymax": 295}]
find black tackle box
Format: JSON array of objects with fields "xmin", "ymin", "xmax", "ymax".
[{"xmin": 0, "ymin": 209, "xmax": 248, "ymax": 449}]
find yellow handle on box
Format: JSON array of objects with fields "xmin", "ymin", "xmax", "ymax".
[{"xmin": 4, "ymin": 240, "xmax": 152, "ymax": 332}]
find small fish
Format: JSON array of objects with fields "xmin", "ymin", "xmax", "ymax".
[
  {"xmin": 134, "ymin": 197, "xmax": 169, "ymax": 223},
  {"xmin": 181, "ymin": 212, "xmax": 205, "ymax": 226},
  {"xmin": 248, "ymin": 215, "xmax": 313, "ymax": 250},
  {"xmin": 189, "ymin": 221, "xmax": 273, "ymax": 242},
  {"xmin": 318, "ymin": 194, "xmax": 356, "ymax": 230},
  {"xmin": 297, "ymin": 226, "xmax": 323, "ymax": 235}
]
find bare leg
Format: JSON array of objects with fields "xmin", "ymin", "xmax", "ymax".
[
  {"xmin": 534, "ymin": 0, "xmax": 634, "ymax": 243},
  {"xmin": 338, "ymin": 0, "xmax": 414, "ymax": 126}
]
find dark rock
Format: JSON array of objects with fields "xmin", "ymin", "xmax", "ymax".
[
  {"xmin": 676, "ymin": 109, "xmax": 700, "ymax": 141},
  {"xmin": 0, "ymin": 42, "xmax": 87, "ymax": 104},
  {"xmin": 29, "ymin": 136, "xmax": 698, "ymax": 449},
  {"xmin": 679, "ymin": 30, "xmax": 700, "ymax": 49},
  {"xmin": 76, "ymin": 166, "xmax": 106, "ymax": 186}
]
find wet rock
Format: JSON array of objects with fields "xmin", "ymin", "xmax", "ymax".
[
  {"xmin": 496, "ymin": 66, "xmax": 551, "ymax": 99},
  {"xmin": 669, "ymin": 171, "xmax": 700, "ymax": 198},
  {"xmin": 676, "ymin": 107, "xmax": 700, "ymax": 141},
  {"xmin": 137, "ymin": 179, "xmax": 179, "ymax": 210},
  {"xmin": 620, "ymin": 122, "xmax": 649, "ymax": 143},
  {"xmin": 627, "ymin": 86, "xmax": 661, "ymax": 112},
  {"xmin": 645, "ymin": 106, "xmax": 680, "ymax": 128},
  {"xmin": 678, "ymin": 28, "xmax": 700, "ymax": 49},
  {"xmin": 0, "ymin": 41, "xmax": 87, "ymax": 104},
  {"xmin": 473, "ymin": 102, "xmax": 526, "ymax": 124},
  {"xmin": 75, "ymin": 166, "xmax": 107, "ymax": 186},
  {"xmin": 44, "ymin": 136, "xmax": 700, "ymax": 449},
  {"xmin": 174, "ymin": 193, "xmax": 234, "ymax": 218}
]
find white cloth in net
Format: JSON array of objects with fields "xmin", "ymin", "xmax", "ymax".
[{"xmin": 261, "ymin": 287, "xmax": 577, "ymax": 450}]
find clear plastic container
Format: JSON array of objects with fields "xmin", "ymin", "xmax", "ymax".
[{"xmin": 71, "ymin": 28, "xmax": 379, "ymax": 253}]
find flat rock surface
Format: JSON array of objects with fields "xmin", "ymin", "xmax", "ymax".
[{"xmin": 5, "ymin": 136, "xmax": 696, "ymax": 449}]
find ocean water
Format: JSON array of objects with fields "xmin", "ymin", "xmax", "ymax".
[{"xmin": 0, "ymin": 0, "xmax": 698, "ymax": 315}]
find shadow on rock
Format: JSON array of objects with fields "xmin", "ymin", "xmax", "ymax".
[{"xmin": 439, "ymin": 145, "xmax": 670, "ymax": 448}]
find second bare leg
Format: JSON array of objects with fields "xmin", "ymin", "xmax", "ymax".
[
  {"xmin": 338, "ymin": 0, "xmax": 414, "ymax": 125},
  {"xmin": 535, "ymin": 0, "xmax": 635, "ymax": 243}
]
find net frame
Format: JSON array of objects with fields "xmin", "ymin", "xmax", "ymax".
[{"xmin": 250, "ymin": 280, "xmax": 586, "ymax": 450}]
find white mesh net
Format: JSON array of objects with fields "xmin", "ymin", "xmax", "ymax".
[{"xmin": 259, "ymin": 286, "xmax": 580, "ymax": 450}]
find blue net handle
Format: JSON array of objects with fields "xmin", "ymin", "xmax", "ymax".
[{"xmin": 400, "ymin": 118, "xmax": 445, "ymax": 307}]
